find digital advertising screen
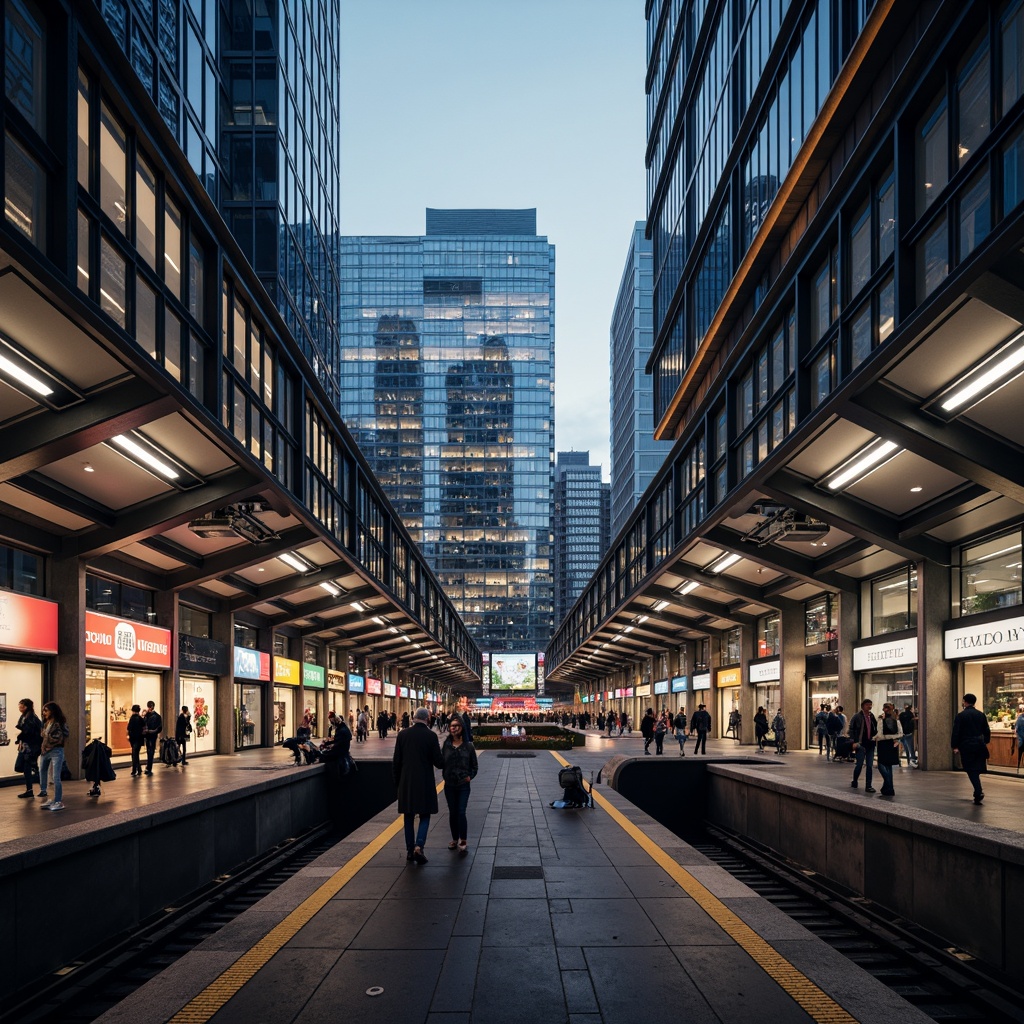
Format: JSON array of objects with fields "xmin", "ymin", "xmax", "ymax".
[{"xmin": 489, "ymin": 652, "xmax": 537, "ymax": 691}]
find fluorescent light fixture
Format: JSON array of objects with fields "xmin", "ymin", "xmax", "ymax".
[
  {"xmin": 939, "ymin": 330, "xmax": 1024, "ymax": 413},
  {"xmin": 388, "ymin": 626, "xmax": 399, "ymax": 634},
  {"xmin": 975, "ymin": 543, "xmax": 1022, "ymax": 563},
  {"xmin": 623, "ymin": 625, "xmax": 635, "ymax": 633},
  {"xmin": 401, "ymin": 635, "xmax": 412, "ymax": 643},
  {"xmin": 637, "ymin": 614, "xmax": 649, "ymax": 623},
  {"xmin": 652, "ymin": 599, "xmax": 669, "ymax": 611},
  {"xmin": 350, "ymin": 601, "xmax": 367, "ymax": 612},
  {"xmin": 372, "ymin": 615, "xmax": 386, "ymax": 625},
  {"xmin": 678, "ymin": 581, "xmax": 699, "ymax": 596},
  {"xmin": 825, "ymin": 439, "xmax": 900, "ymax": 491},
  {"xmin": 278, "ymin": 551, "xmax": 311, "ymax": 572},
  {"xmin": 612, "ymin": 634, "xmax": 622, "ymax": 642},
  {"xmin": 709, "ymin": 553, "xmax": 740, "ymax": 574},
  {"xmin": 0, "ymin": 352, "xmax": 54, "ymax": 396},
  {"xmin": 320, "ymin": 581, "xmax": 341, "ymax": 597},
  {"xmin": 109, "ymin": 433, "xmax": 180, "ymax": 480}
]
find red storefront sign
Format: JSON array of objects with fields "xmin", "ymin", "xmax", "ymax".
[
  {"xmin": 85, "ymin": 610, "xmax": 171, "ymax": 669},
  {"xmin": 0, "ymin": 591, "xmax": 58, "ymax": 655}
]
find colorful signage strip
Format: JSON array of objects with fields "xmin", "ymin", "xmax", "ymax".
[
  {"xmin": 327, "ymin": 669, "xmax": 345, "ymax": 689},
  {"xmin": 273, "ymin": 656, "xmax": 301, "ymax": 686},
  {"xmin": 303, "ymin": 663, "xmax": 325, "ymax": 689},
  {"xmin": 349, "ymin": 673, "xmax": 366, "ymax": 694},
  {"xmin": 852, "ymin": 637, "xmax": 917, "ymax": 672},
  {"xmin": 671, "ymin": 675, "xmax": 688, "ymax": 692},
  {"xmin": 0, "ymin": 590, "xmax": 58, "ymax": 655},
  {"xmin": 748, "ymin": 658, "xmax": 780, "ymax": 683},
  {"xmin": 717, "ymin": 667, "xmax": 741, "ymax": 687},
  {"xmin": 234, "ymin": 646, "xmax": 271, "ymax": 680},
  {"xmin": 85, "ymin": 610, "xmax": 171, "ymax": 669},
  {"xmin": 693, "ymin": 672, "xmax": 711, "ymax": 690},
  {"xmin": 944, "ymin": 617, "xmax": 1024, "ymax": 660}
]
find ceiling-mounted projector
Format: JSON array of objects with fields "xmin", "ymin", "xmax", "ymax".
[
  {"xmin": 742, "ymin": 503, "xmax": 828, "ymax": 547},
  {"xmin": 188, "ymin": 502, "xmax": 280, "ymax": 543}
]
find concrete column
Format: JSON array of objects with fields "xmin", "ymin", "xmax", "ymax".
[
  {"xmin": 917, "ymin": 559, "xmax": 953, "ymax": 771},
  {"xmin": 737, "ymin": 623, "xmax": 753, "ymax": 744},
  {"xmin": 779, "ymin": 599, "xmax": 805, "ymax": 748},
  {"xmin": 212, "ymin": 609, "xmax": 236, "ymax": 755},
  {"xmin": 154, "ymin": 589, "xmax": 178, "ymax": 725},
  {"xmin": 837, "ymin": 589, "xmax": 858, "ymax": 717},
  {"xmin": 49, "ymin": 555, "xmax": 85, "ymax": 778}
]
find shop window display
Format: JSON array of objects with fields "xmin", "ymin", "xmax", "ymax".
[
  {"xmin": 86, "ymin": 666, "xmax": 160, "ymax": 756},
  {"xmin": 181, "ymin": 676, "xmax": 215, "ymax": 754},
  {"xmin": 0, "ymin": 660, "xmax": 43, "ymax": 780},
  {"xmin": 234, "ymin": 682, "xmax": 261, "ymax": 747}
]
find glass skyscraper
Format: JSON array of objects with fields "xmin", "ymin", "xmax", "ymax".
[
  {"xmin": 339, "ymin": 210, "xmax": 556, "ymax": 653},
  {"xmin": 92, "ymin": 0, "xmax": 342, "ymax": 398},
  {"xmin": 554, "ymin": 452, "xmax": 609, "ymax": 625},
  {"xmin": 609, "ymin": 222, "xmax": 671, "ymax": 538}
]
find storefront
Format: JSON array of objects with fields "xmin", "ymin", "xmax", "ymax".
[
  {"xmin": 349, "ymin": 672, "xmax": 366, "ymax": 718},
  {"xmin": 178, "ymin": 634, "xmax": 227, "ymax": 757},
  {"xmin": 366, "ymin": 676, "xmax": 382, "ymax": 716},
  {"xmin": 233, "ymin": 646, "xmax": 270, "ymax": 749},
  {"xmin": 945, "ymin": 613, "xmax": 1024, "ymax": 770},
  {"xmin": 670, "ymin": 674, "xmax": 688, "ymax": 712},
  {"xmin": 0, "ymin": 591, "xmax": 57, "ymax": 781},
  {"xmin": 716, "ymin": 666, "xmax": 741, "ymax": 737},
  {"xmin": 852, "ymin": 635, "xmax": 918, "ymax": 716},
  {"xmin": 84, "ymin": 611, "xmax": 171, "ymax": 760},
  {"xmin": 748, "ymin": 657, "xmax": 780, "ymax": 721},
  {"xmin": 805, "ymin": 651, "xmax": 840, "ymax": 749},
  {"xmin": 302, "ymin": 663, "xmax": 325, "ymax": 736},
  {"xmin": 327, "ymin": 669, "xmax": 346, "ymax": 717},
  {"xmin": 273, "ymin": 656, "xmax": 300, "ymax": 742}
]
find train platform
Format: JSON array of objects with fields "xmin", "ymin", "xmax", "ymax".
[
  {"xmin": 86, "ymin": 745, "xmax": 941, "ymax": 1024},
  {"xmin": 2, "ymin": 728, "xmax": 1023, "ymax": 848}
]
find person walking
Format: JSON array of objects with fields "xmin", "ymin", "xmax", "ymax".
[
  {"xmin": 673, "ymin": 708, "xmax": 687, "ymax": 756},
  {"xmin": 849, "ymin": 698, "xmax": 877, "ymax": 793},
  {"xmin": 127, "ymin": 704, "xmax": 145, "ymax": 776},
  {"xmin": 441, "ymin": 713, "xmax": 478, "ymax": 855},
  {"xmin": 898, "ymin": 704, "xmax": 918, "ymax": 767},
  {"xmin": 771, "ymin": 708, "xmax": 787, "ymax": 754},
  {"xmin": 690, "ymin": 704, "xmax": 711, "ymax": 755},
  {"xmin": 142, "ymin": 701, "xmax": 162, "ymax": 774},
  {"xmin": 825, "ymin": 706, "xmax": 843, "ymax": 761},
  {"xmin": 754, "ymin": 706, "xmax": 769, "ymax": 752},
  {"xmin": 875, "ymin": 703, "xmax": 902, "ymax": 797},
  {"xmin": 83, "ymin": 737, "xmax": 115, "ymax": 796},
  {"xmin": 951, "ymin": 692, "xmax": 991, "ymax": 804},
  {"xmin": 641, "ymin": 708, "xmax": 656, "ymax": 754},
  {"xmin": 14, "ymin": 698, "xmax": 42, "ymax": 798},
  {"xmin": 814, "ymin": 704, "xmax": 830, "ymax": 757},
  {"xmin": 654, "ymin": 712, "xmax": 668, "ymax": 755},
  {"xmin": 38, "ymin": 702, "xmax": 69, "ymax": 811},
  {"xmin": 607, "ymin": 712, "xmax": 616, "ymax": 737},
  {"xmin": 393, "ymin": 707, "xmax": 444, "ymax": 864},
  {"xmin": 175, "ymin": 706, "xmax": 192, "ymax": 765}
]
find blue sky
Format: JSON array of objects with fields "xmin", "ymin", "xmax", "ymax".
[{"xmin": 339, "ymin": 0, "xmax": 647, "ymax": 478}]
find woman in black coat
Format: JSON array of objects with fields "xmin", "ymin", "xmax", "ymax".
[
  {"xmin": 15, "ymin": 698, "xmax": 43, "ymax": 798},
  {"xmin": 175, "ymin": 707, "xmax": 192, "ymax": 765},
  {"xmin": 392, "ymin": 708, "xmax": 444, "ymax": 863},
  {"xmin": 83, "ymin": 738, "xmax": 116, "ymax": 796},
  {"xmin": 441, "ymin": 714, "xmax": 478, "ymax": 855}
]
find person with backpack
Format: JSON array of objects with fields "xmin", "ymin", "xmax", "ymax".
[
  {"xmin": 673, "ymin": 708, "xmax": 687, "ymax": 756},
  {"xmin": 825, "ymin": 706, "xmax": 843, "ymax": 761},
  {"xmin": 38, "ymin": 701, "xmax": 69, "ymax": 811},
  {"xmin": 142, "ymin": 701, "xmax": 162, "ymax": 774}
]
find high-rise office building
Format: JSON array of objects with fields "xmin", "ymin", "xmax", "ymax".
[
  {"xmin": 553, "ymin": 452, "xmax": 609, "ymax": 624},
  {"xmin": 339, "ymin": 210, "xmax": 556, "ymax": 653},
  {"xmin": 92, "ymin": 0, "xmax": 342, "ymax": 398},
  {"xmin": 609, "ymin": 222, "xmax": 671, "ymax": 538}
]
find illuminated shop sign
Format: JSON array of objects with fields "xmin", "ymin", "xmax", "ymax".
[
  {"xmin": 234, "ymin": 646, "xmax": 270, "ymax": 680},
  {"xmin": 693, "ymin": 672, "xmax": 711, "ymax": 690},
  {"xmin": 303, "ymin": 663, "xmax": 325, "ymax": 689},
  {"xmin": 273, "ymin": 656, "xmax": 301, "ymax": 686},
  {"xmin": 671, "ymin": 675, "xmax": 688, "ymax": 692},
  {"xmin": 717, "ymin": 667, "xmax": 741, "ymax": 687},
  {"xmin": 852, "ymin": 637, "xmax": 918, "ymax": 672},
  {"xmin": 0, "ymin": 590, "xmax": 58, "ymax": 655},
  {"xmin": 85, "ymin": 610, "xmax": 171, "ymax": 669},
  {"xmin": 748, "ymin": 659, "xmax": 780, "ymax": 683},
  {"xmin": 944, "ymin": 616, "xmax": 1024, "ymax": 659}
]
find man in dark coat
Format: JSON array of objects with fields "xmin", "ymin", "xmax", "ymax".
[
  {"xmin": 951, "ymin": 692, "xmax": 991, "ymax": 804},
  {"xmin": 640, "ymin": 708, "xmax": 656, "ymax": 754},
  {"xmin": 393, "ymin": 706, "xmax": 444, "ymax": 863},
  {"xmin": 849, "ymin": 699, "xmax": 877, "ymax": 792},
  {"xmin": 127, "ymin": 704, "xmax": 145, "ymax": 777},
  {"xmin": 82, "ymin": 738, "xmax": 116, "ymax": 796}
]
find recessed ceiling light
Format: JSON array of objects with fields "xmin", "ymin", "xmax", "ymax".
[
  {"xmin": 910, "ymin": 486, "xmax": 922, "ymax": 493},
  {"xmin": 82, "ymin": 462, "xmax": 94, "ymax": 473}
]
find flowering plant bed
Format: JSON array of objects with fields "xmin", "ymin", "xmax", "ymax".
[{"xmin": 471, "ymin": 730, "xmax": 576, "ymax": 750}]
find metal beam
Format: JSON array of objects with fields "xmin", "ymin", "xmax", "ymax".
[
  {"xmin": 141, "ymin": 535, "xmax": 204, "ymax": 569},
  {"xmin": 223, "ymin": 558, "xmax": 354, "ymax": 613},
  {"xmin": 68, "ymin": 467, "xmax": 259, "ymax": 557},
  {"xmin": 759, "ymin": 472, "xmax": 949, "ymax": 569},
  {"xmin": 16, "ymin": 473, "xmax": 117, "ymax": 528},
  {"xmin": 0, "ymin": 382, "xmax": 178, "ymax": 483},
  {"xmin": 897, "ymin": 483, "xmax": 992, "ymax": 538},
  {"xmin": 844, "ymin": 383, "xmax": 1024, "ymax": 504}
]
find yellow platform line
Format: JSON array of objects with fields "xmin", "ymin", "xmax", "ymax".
[
  {"xmin": 168, "ymin": 782, "xmax": 444, "ymax": 1024},
  {"xmin": 550, "ymin": 752, "xmax": 857, "ymax": 1024}
]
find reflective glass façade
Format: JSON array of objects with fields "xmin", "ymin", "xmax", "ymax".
[{"xmin": 338, "ymin": 215, "xmax": 555, "ymax": 652}]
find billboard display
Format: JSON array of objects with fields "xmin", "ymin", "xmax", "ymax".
[{"xmin": 489, "ymin": 652, "xmax": 537, "ymax": 691}]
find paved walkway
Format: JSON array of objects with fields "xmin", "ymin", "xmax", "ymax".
[
  {"xmin": 93, "ymin": 749, "xmax": 935, "ymax": 1024},
  {"xmin": 3, "ymin": 729, "xmax": 1022, "ymax": 847}
]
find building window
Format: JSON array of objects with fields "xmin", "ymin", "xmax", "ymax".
[
  {"xmin": 99, "ymin": 101, "xmax": 128, "ymax": 234},
  {"xmin": 0, "ymin": 541, "xmax": 42, "ymax": 594},
  {"xmin": 810, "ymin": 250, "xmax": 837, "ymax": 341},
  {"xmin": 850, "ymin": 302, "xmax": 872, "ymax": 371},
  {"xmin": 4, "ymin": 0, "xmax": 45, "ymax": 136},
  {"xmin": 849, "ymin": 202, "xmax": 870, "ymax": 299},
  {"xmin": 805, "ymin": 595, "xmax": 836, "ymax": 646},
  {"xmin": 4, "ymin": 130, "xmax": 44, "ymax": 244},
  {"xmin": 85, "ymin": 573, "xmax": 155, "ymax": 623},
  {"xmin": 959, "ymin": 529, "xmax": 1022, "ymax": 616},
  {"xmin": 870, "ymin": 567, "xmax": 917, "ymax": 635},
  {"xmin": 957, "ymin": 36, "xmax": 990, "ymax": 168},
  {"xmin": 878, "ymin": 275, "xmax": 895, "ymax": 343},
  {"xmin": 917, "ymin": 218, "xmax": 948, "ymax": 298},
  {"xmin": 959, "ymin": 168, "xmax": 991, "ymax": 260},
  {"xmin": 724, "ymin": 627, "xmax": 742, "ymax": 663},
  {"xmin": 180, "ymin": 605, "xmax": 212, "ymax": 638},
  {"xmin": 136, "ymin": 154, "xmax": 158, "ymax": 270},
  {"xmin": 234, "ymin": 623, "xmax": 258, "ymax": 649},
  {"xmin": 165, "ymin": 196, "xmax": 182, "ymax": 296},
  {"xmin": 1002, "ymin": 1, "xmax": 1024, "ymax": 114},
  {"xmin": 99, "ymin": 234, "xmax": 127, "ymax": 327},
  {"xmin": 1004, "ymin": 125, "xmax": 1024, "ymax": 212},
  {"xmin": 917, "ymin": 95, "xmax": 948, "ymax": 215},
  {"xmin": 757, "ymin": 612, "xmax": 779, "ymax": 657},
  {"xmin": 810, "ymin": 345, "xmax": 834, "ymax": 408}
]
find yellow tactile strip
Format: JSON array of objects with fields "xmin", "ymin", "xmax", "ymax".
[
  {"xmin": 550, "ymin": 751, "xmax": 857, "ymax": 1024},
  {"xmin": 168, "ymin": 781, "xmax": 444, "ymax": 1023}
]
